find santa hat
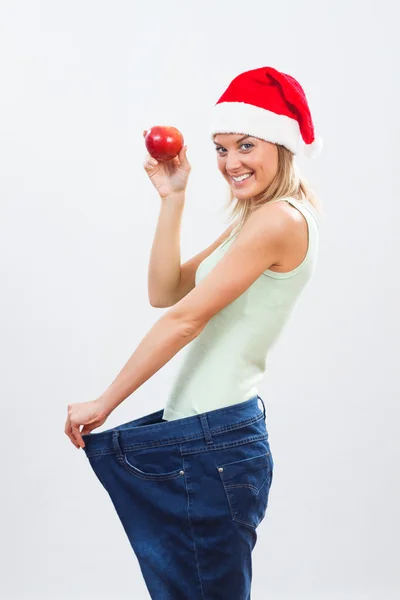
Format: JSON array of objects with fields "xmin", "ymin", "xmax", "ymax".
[{"xmin": 210, "ymin": 66, "xmax": 323, "ymax": 158}]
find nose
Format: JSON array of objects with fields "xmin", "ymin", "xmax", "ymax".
[{"xmin": 225, "ymin": 152, "xmax": 243, "ymax": 173}]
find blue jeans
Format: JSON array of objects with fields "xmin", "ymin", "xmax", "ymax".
[{"xmin": 82, "ymin": 395, "xmax": 274, "ymax": 599}]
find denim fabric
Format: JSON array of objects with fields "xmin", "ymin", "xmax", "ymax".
[{"xmin": 82, "ymin": 395, "xmax": 274, "ymax": 599}]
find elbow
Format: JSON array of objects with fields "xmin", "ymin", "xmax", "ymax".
[
  {"xmin": 149, "ymin": 295, "xmax": 171, "ymax": 308},
  {"xmin": 182, "ymin": 320, "xmax": 207, "ymax": 338},
  {"xmin": 167, "ymin": 312, "xmax": 204, "ymax": 338},
  {"xmin": 180, "ymin": 322, "xmax": 201, "ymax": 337},
  {"xmin": 149, "ymin": 299, "xmax": 164, "ymax": 308}
]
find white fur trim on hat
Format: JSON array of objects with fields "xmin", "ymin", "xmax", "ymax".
[{"xmin": 210, "ymin": 101, "xmax": 302, "ymax": 154}]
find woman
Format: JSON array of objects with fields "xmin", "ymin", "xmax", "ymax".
[{"xmin": 65, "ymin": 66, "xmax": 322, "ymax": 599}]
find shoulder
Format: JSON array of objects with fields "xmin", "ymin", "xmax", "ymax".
[{"xmin": 235, "ymin": 199, "xmax": 301, "ymax": 250}]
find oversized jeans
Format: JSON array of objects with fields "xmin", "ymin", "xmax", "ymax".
[{"xmin": 82, "ymin": 395, "xmax": 274, "ymax": 599}]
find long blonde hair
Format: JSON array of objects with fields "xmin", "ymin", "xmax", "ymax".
[{"xmin": 219, "ymin": 144, "xmax": 323, "ymax": 235}]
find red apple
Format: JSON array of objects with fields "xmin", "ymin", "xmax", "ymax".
[{"xmin": 144, "ymin": 126, "xmax": 184, "ymax": 161}]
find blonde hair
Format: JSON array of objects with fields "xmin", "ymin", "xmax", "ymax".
[{"xmin": 219, "ymin": 144, "xmax": 323, "ymax": 235}]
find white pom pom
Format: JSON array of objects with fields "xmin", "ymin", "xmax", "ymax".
[{"xmin": 304, "ymin": 135, "xmax": 323, "ymax": 159}]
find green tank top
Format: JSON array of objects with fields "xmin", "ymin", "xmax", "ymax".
[{"xmin": 162, "ymin": 196, "xmax": 319, "ymax": 421}]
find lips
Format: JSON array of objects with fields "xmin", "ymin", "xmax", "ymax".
[
  {"xmin": 230, "ymin": 172, "xmax": 253, "ymax": 181},
  {"xmin": 230, "ymin": 172, "xmax": 254, "ymax": 185}
]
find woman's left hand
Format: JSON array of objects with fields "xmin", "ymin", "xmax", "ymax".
[{"xmin": 65, "ymin": 398, "xmax": 109, "ymax": 449}]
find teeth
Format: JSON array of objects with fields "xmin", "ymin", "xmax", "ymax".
[{"xmin": 232, "ymin": 173, "xmax": 252, "ymax": 182}]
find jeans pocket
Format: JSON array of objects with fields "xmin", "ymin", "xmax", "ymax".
[
  {"xmin": 118, "ymin": 446, "xmax": 185, "ymax": 482},
  {"xmin": 217, "ymin": 449, "xmax": 273, "ymax": 529}
]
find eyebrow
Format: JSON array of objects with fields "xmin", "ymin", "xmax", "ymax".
[{"xmin": 213, "ymin": 135, "xmax": 252, "ymax": 146}]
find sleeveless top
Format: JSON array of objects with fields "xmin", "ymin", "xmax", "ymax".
[{"xmin": 162, "ymin": 196, "xmax": 319, "ymax": 421}]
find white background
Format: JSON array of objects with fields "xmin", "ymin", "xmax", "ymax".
[{"xmin": 1, "ymin": 1, "xmax": 399, "ymax": 599}]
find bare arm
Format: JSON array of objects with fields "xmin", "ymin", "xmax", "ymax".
[
  {"xmin": 165, "ymin": 223, "xmax": 235, "ymax": 307},
  {"xmin": 145, "ymin": 140, "xmax": 234, "ymax": 307},
  {"xmin": 97, "ymin": 311, "xmax": 198, "ymax": 416},
  {"xmin": 147, "ymin": 191, "xmax": 186, "ymax": 307},
  {"xmin": 148, "ymin": 197, "xmax": 235, "ymax": 308}
]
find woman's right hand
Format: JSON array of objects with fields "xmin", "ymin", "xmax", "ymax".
[{"xmin": 143, "ymin": 130, "xmax": 191, "ymax": 200}]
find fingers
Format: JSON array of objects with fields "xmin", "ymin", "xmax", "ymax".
[
  {"xmin": 179, "ymin": 145, "xmax": 187, "ymax": 161},
  {"xmin": 65, "ymin": 417, "xmax": 81, "ymax": 449},
  {"xmin": 142, "ymin": 146, "xmax": 188, "ymax": 172},
  {"xmin": 143, "ymin": 155, "xmax": 159, "ymax": 171},
  {"xmin": 168, "ymin": 146, "xmax": 187, "ymax": 168},
  {"xmin": 143, "ymin": 129, "xmax": 147, "ymax": 137},
  {"xmin": 178, "ymin": 145, "xmax": 190, "ymax": 169},
  {"xmin": 65, "ymin": 408, "xmax": 85, "ymax": 449},
  {"xmin": 71, "ymin": 421, "xmax": 84, "ymax": 449},
  {"xmin": 171, "ymin": 155, "xmax": 180, "ymax": 167}
]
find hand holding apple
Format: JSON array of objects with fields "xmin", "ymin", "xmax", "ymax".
[{"xmin": 143, "ymin": 128, "xmax": 191, "ymax": 200}]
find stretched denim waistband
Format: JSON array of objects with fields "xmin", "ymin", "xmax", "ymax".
[{"xmin": 82, "ymin": 395, "xmax": 266, "ymax": 457}]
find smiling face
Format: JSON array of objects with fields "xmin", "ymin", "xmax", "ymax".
[{"xmin": 213, "ymin": 133, "xmax": 279, "ymax": 200}]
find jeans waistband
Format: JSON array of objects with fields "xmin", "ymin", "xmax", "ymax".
[{"xmin": 82, "ymin": 395, "xmax": 266, "ymax": 457}]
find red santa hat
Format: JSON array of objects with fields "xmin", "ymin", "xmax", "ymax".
[{"xmin": 210, "ymin": 66, "xmax": 323, "ymax": 159}]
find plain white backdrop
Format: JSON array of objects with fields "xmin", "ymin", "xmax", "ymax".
[{"xmin": 1, "ymin": 1, "xmax": 399, "ymax": 599}]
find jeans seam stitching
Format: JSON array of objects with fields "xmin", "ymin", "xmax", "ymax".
[{"xmin": 183, "ymin": 453, "xmax": 206, "ymax": 600}]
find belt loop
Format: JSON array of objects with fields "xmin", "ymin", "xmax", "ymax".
[
  {"xmin": 112, "ymin": 430, "xmax": 124, "ymax": 459},
  {"xmin": 199, "ymin": 414, "xmax": 214, "ymax": 445},
  {"xmin": 258, "ymin": 395, "xmax": 266, "ymax": 420}
]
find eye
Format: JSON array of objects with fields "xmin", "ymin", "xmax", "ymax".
[{"xmin": 215, "ymin": 143, "xmax": 253, "ymax": 154}]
